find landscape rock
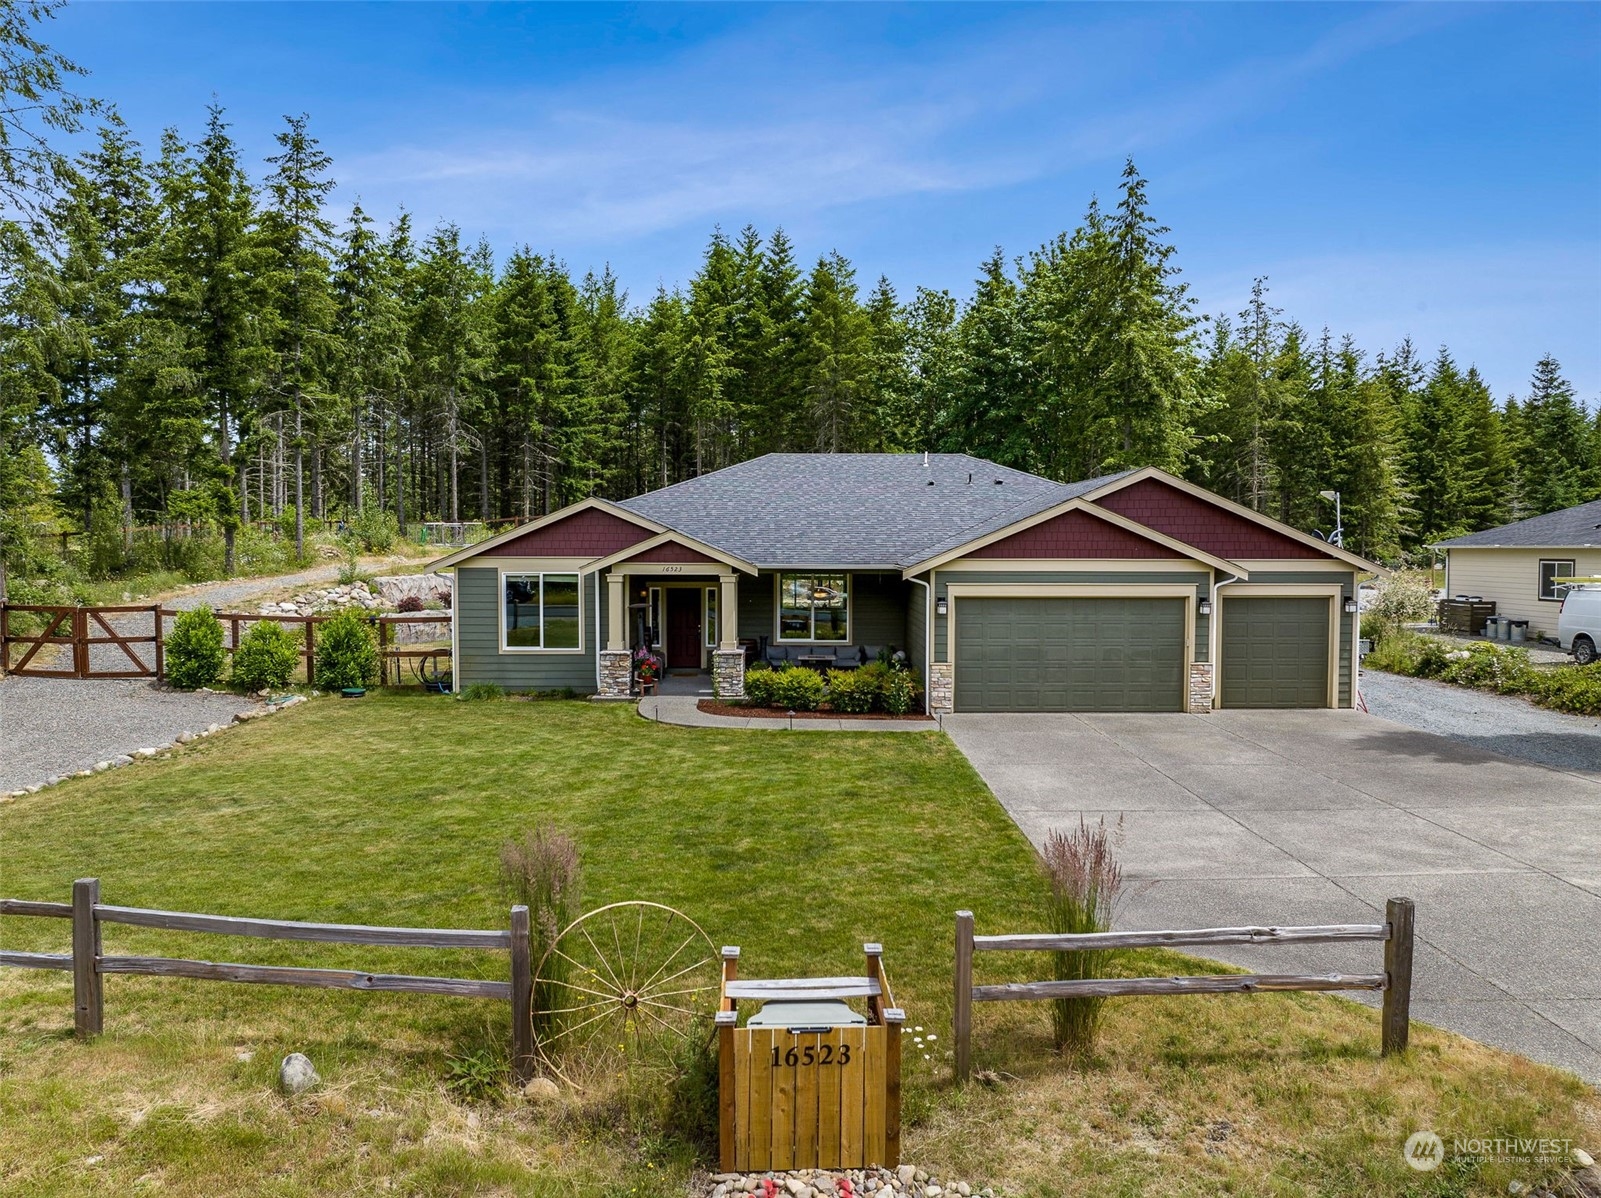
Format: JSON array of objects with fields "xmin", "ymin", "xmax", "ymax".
[
  {"xmin": 521, "ymin": 1077, "xmax": 561, "ymax": 1103},
  {"xmin": 278, "ymin": 1052, "xmax": 319, "ymax": 1095},
  {"xmin": 111, "ymin": 756, "xmax": 133, "ymax": 767},
  {"xmin": 1576, "ymin": 1149, "xmax": 1595, "ymax": 1168}
]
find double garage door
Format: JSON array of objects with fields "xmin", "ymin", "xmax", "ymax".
[
  {"xmin": 954, "ymin": 597, "xmax": 1187, "ymax": 712},
  {"xmin": 952, "ymin": 594, "xmax": 1333, "ymax": 713}
]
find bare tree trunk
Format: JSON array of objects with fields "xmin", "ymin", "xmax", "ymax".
[
  {"xmin": 294, "ymin": 402, "xmax": 305, "ymax": 559},
  {"xmin": 312, "ymin": 444, "xmax": 323, "ymax": 520},
  {"xmin": 120, "ymin": 460, "xmax": 133, "ymax": 553},
  {"xmin": 352, "ymin": 401, "xmax": 363, "ymax": 512}
]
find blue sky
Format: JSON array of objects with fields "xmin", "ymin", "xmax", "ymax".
[{"xmin": 54, "ymin": 2, "xmax": 1601, "ymax": 400}]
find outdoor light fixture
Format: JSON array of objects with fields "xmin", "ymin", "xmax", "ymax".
[
  {"xmin": 935, "ymin": 598, "xmax": 948, "ymax": 617},
  {"xmin": 1198, "ymin": 599, "xmax": 1213, "ymax": 616},
  {"xmin": 1344, "ymin": 597, "xmax": 1359, "ymax": 614}
]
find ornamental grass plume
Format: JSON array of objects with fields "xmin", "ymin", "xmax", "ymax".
[
  {"xmin": 1041, "ymin": 816, "xmax": 1124, "ymax": 1058},
  {"xmin": 500, "ymin": 827, "xmax": 583, "ymax": 1045}
]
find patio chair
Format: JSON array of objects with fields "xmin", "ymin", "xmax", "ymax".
[
  {"xmin": 832, "ymin": 645, "xmax": 861, "ymax": 669},
  {"xmin": 862, "ymin": 644, "xmax": 886, "ymax": 666},
  {"xmin": 764, "ymin": 644, "xmax": 790, "ymax": 667}
]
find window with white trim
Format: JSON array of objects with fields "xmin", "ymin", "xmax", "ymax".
[
  {"xmin": 503, "ymin": 573, "xmax": 582, "ymax": 650},
  {"xmin": 1539, "ymin": 559, "xmax": 1577, "ymax": 602},
  {"xmin": 776, "ymin": 573, "xmax": 849, "ymax": 642}
]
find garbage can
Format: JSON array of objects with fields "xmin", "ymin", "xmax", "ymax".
[
  {"xmin": 1482, "ymin": 616, "xmax": 1500, "ymax": 639},
  {"xmin": 717, "ymin": 944, "xmax": 903, "ymax": 1173},
  {"xmin": 1510, "ymin": 620, "xmax": 1528, "ymax": 644}
]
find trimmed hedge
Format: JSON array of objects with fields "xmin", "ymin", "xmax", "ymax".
[
  {"xmin": 165, "ymin": 605, "xmax": 226, "ymax": 690},
  {"xmin": 230, "ymin": 620, "xmax": 300, "ymax": 692},
  {"xmin": 740, "ymin": 661, "xmax": 924, "ymax": 715}
]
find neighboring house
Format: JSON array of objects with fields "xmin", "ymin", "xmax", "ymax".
[
  {"xmin": 1434, "ymin": 498, "xmax": 1601, "ymax": 637},
  {"xmin": 427, "ymin": 454, "xmax": 1379, "ymax": 712}
]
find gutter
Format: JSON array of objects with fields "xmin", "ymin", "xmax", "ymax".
[{"xmin": 1207, "ymin": 571, "xmax": 1242, "ymax": 701}]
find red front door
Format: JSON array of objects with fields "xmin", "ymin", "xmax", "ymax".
[{"xmin": 666, "ymin": 589, "xmax": 702, "ymax": 670}]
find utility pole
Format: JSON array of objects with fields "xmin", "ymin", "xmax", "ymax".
[{"xmin": 1318, "ymin": 489, "xmax": 1343, "ymax": 548}]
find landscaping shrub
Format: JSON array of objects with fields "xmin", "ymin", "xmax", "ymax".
[
  {"xmin": 770, "ymin": 664, "xmax": 824, "ymax": 711},
  {"xmin": 1042, "ymin": 817, "xmax": 1124, "ymax": 1059},
  {"xmin": 348, "ymin": 502, "xmax": 398, "ymax": 553},
  {"xmin": 1526, "ymin": 667, "xmax": 1601, "ymax": 715},
  {"xmin": 500, "ymin": 826, "xmax": 583, "ymax": 1045},
  {"xmin": 1367, "ymin": 568, "xmax": 1436, "ymax": 632},
  {"xmin": 826, "ymin": 667, "xmax": 878, "ymax": 713},
  {"xmin": 229, "ymin": 620, "xmax": 300, "ymax": 692},
  {"xmin": 1359, "ymin": 612, "xmax": 1387, "ymax": 645},
  {"xmin": 880, "ymin": 667, "xmax": 921, "ymax": 715},
  {"xmin": 396, "ymin": 594, "xmax": 425, "ymax": 613},
  {"xmin": 1440, "ymin": 642, "xmax": 1535, "ymax": 693},
  {"xmin": 165, "ymin": 605, "xmax": 226, "ymax": 689},
  {"xmin": 314, "ymin": 609, "xmax": 379, "ymax": 690},
  {"xmin": 462, "ymin": 681, "xmax": 503, "ymax": 701},
  {"xmin": 743, "ymin": 662, "xmax": 776, "ymax": 706}
]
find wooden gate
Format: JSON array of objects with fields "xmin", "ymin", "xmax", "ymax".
[{"xmin": 0, "ymin": 604, "xmax": 161, "ymax": 679}]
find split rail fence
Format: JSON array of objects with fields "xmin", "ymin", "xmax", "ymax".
[
  {"xmin": 0, "ymin": 603, "xmax": 450, "ymax": 686},
  {"xmin": 0, "ymin": 879, "xmax": 535, "ymax": 1082},
  {"xmin": 952, "ymin": 898, "xmax": 1415, "ymax": 1082}
]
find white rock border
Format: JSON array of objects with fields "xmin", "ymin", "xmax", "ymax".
[
  {"xmin": 693, "ymin": 1167, "xmax": 991, "ymax": 1198},
  {"xmin": 3, "ymin": 694, "xmax": 312, "ymax": 801}
]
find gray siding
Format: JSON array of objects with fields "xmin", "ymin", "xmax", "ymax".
[
  {"xmin": 904, "ymin": 581, "xmax": 927, "ymax": 677},
  {"xmin": 737, "ymin": 570, "xmax": 909, "ymax": 654},
  {"xmin": 932, "ymin": 569, "xmax": 1210, "ymax": 661},
  {"xmin": 456, "ymin": 566, "xmax": 599, "ymax": 693}
]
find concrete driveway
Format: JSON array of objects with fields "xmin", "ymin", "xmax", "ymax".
[{"xmin": 944, "ymin": 710, "xmax": 1601, "ymax": 1084}]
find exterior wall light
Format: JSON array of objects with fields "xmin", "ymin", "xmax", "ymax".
[
  {"xmin": 1344, "ymin": 597, "xmax": 1359, "ymax": 614},
  {"xmin": 935, "ymin": 597, "xmax": 949, "ymax": 617},
  {"xmin": 1197, "ymin": 599, "xmax": 1212, "ymax": 617}
]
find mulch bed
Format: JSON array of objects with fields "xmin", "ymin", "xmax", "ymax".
[{"xmin": 696, "ymin": 700, "xmax": 931, "ymax": 721}]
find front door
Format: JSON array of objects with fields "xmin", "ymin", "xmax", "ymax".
[{"xmin": 665, "ymin": 589, "xmax": 702, "ymax": 670}]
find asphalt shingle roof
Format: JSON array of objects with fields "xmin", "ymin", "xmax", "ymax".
[
  {"xmin": 617, "ymin": 453, "xmax": 1132, "ymax": 568},
  {"xmin": 1434, "ymin": 499, "xmax": 1601, "ymax": 550}
]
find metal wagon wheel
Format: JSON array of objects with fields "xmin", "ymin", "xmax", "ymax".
[{"xmin": 533, "ymin": 901, "xmax": 718, "ymax": 1090}]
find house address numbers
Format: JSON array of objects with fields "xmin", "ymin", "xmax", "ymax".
[{"xmin": 770, "ymin": 1042, "xmax": 853, "ymax": 1068}]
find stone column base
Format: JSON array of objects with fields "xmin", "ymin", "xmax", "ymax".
[
  {"xmin": 1189, "ymin": 662, "xmax": 1215, "ymax": 713},
  {"xmin": 597, "ymin": 649, "xmax": 633, "ymax": 700},
  {"xmin": 929, "ymin": 661, "xmax": 954, "ymax": 714},
  {"xmin": 712, "ymin": 648, "xmax": 746, "ymax": 699}
]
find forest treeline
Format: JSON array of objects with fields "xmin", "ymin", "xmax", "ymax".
[{"xmin": 2, "ymin": 103, "xmax": 1597, "ymax": 578}]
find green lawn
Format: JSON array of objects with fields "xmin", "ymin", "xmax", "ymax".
[{"xmin": 0, "ymin": 696, "xmax": 1594, "ymax": 1197}]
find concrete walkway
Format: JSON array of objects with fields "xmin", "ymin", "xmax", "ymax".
[
  {"xmin": 637, "ymin": 693, "xmax": 938, "ymax": 732},
  {"xmin": 944, "ymin": 709, "xmax": 1601, "ymax": 1084}
]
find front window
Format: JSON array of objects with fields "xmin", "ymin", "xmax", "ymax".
[
  {"xmin": 1539, "ymin": 559, "xmax": 1577, "ymax": 601},
  {"xmin": 777, "ymin": 573, "xmax": 849, "ymax": 642},
  {"xmin": 503, "ymin": 573, "xmax": 582, "ymax": 650}
]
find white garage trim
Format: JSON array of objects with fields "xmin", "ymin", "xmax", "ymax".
[
  {"xmin": 943, "ymin": 583, "xmax": 1198, "ymax": 713},
  {"xmin": 1216, "ymin": 583, "xmax": 1342, "ymax": 710}
]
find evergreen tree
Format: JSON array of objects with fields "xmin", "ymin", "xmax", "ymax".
[
  {"xmin": 1517, "ymin": 356, "xmax": 1594, "ymax": 515},
  {"xmin": 800, "ymin": 250, "xmax": 871, "ymax": 453}
]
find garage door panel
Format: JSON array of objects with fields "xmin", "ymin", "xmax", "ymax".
[
  {"xmin": 954, "ymin": 597, "xmax": 1185, "ymax": 713},
  {"xmin": 1221, "ymin": 596, "xmax": 1330, "ymax": 709}
]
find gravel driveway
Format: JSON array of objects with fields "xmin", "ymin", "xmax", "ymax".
[{"xmin": 1360, "ymin": 668, "xmax": 1601, "ymax": 777}]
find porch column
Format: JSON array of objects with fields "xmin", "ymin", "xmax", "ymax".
[
  {"xmin": 596, "ymin": 570, "xmax": 632, "ymax": 700},
  {"xmin": 712, "ymin": 569, "xmax": 745, "ymax": 699},
  {"xmin": 606, "ymin": 571, "xmax": 626, "ymax": 651},
  {"xmin": 718, "ymin": 571, "xmax": 739, "ymax": 648}
]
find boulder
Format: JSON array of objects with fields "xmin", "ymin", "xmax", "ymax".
[
  {"xmin": 522, "ymin": 1076, "xmax": 561, "ymax": 1103},
  {"xmin": 278, "ymin": 1052, "xmax": 319, "ymax": 1095}
]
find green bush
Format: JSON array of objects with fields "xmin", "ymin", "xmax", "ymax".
[
  {"xmin": 1527, "ymin": 668, "xmax": 1601, "ymax": 715},
  {"xmin": 314, "ymin": 609, "xmax": 379, "ymax": 690},
  {"xmin": 743, "ymin": 662, "xmax": 776, "ymax": 706},
  {"xmin": 1439, "ymin": 643, "xmax": 1535, "ymax": 694},
  {"xmin": 880, "ymin": 667, "xmax": 922, "ymax": 715},
  {"xmin": 1359, "ymin": 613, "xmax": 1387, "ymax": 645},
  {"xmin": 462, "ymin": 681, "xmax": 504, "ymax": 701},
  {"xmin": 770, "ymin": 665, "xmax": 825, "ymax": 711},
  {"xmin": 165, "ymin": 605, "xmax": 227, "ymax": 689},
  {"xmin": 348, "ymin": 503, "xmax": 398, "ymax": 554},
  {"xmin": 826, "ymin": 668, "xmax": 878, "ymax": 713},
  {"xmin": 230, "ymin": 620, "xmax": 300, "ymax": 692}
]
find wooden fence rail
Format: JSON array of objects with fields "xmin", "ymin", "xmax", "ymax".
[
  {"xmin": 0, "ymin": 603, "xmax": 450, "ymax": 686},
  {"xmin": 0, "ymin": 879, "xmax": 534, "ymax": 1081},
  {"xmin": 952, "ymin": 899, "xmax": 1415, "ymax": 1082}
]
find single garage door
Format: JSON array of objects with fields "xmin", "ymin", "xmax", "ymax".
[
  {"xmin": 1220, "ymin": 596, "xmax": 1330, "ymax": 709},
  {"xmin": 954, "ymin": 597, "xmax": 1186, "ymax": 713}
]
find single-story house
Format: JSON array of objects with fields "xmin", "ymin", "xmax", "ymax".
[
  {"xmin": 427, "ymin": 453, "xmax": 1379, "ymax": 713},
  {"xmin": 1434, "ymin": 498, "xmax": 1601, "ymax": 637}
]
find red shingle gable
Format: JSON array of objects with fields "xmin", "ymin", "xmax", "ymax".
[
  {"xmin": 969, "ymin": 508, "xmax": 1181, "ymax": 559},
  {"xmin": 484, "ymin": 507, "xmax": 654, "ymax": 557},
  {"xmin": 625, "ymin": 540, "xmax": 720, "ymax": 564},
  {"xmin": 1093, "ymin": 479, "xmax": 1323, "ymax": 559}
]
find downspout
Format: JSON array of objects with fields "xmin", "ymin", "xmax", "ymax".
[
  {"xmin": 1208, "ymin": 571, "xmax": 1242, "ymax": 708},
  {"xmin": 908, "ymin": 575, "xmax": 933, "ymax": 702},
  {"xmin": 592, "ymin": 569, "xmax": 602, "ymax": 695}
]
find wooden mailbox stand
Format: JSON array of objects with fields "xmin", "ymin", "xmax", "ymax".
[{"xmin": 717, "ymin": 943, "xmax": 903, "ymax": 1173}]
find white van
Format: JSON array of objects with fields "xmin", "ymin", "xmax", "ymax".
[{"xmin": 1557, "ymin": 584, "xmax": 1601, "ymax": 664}]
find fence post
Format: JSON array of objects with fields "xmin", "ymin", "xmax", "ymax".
[
  {"xmin": 72, "ymin": 606, "xmax": 89, "ymax": 677},
  {"xmin": 717, "ymin": 1010, "xmax": 737, "ymax": 1171},
  {"xmin": 509, "ymin": 904, "xmax": 533, "ymax": 1084},
  {"xmin": 379, "ymin": 618, "xmax": 390, "ymax": 687},
  {"xmin": 954, "ymin": 910, "xmax": 974, "ymax": 1084},
  {"xmin": 304, "ymin": 618, "xmax": 315, "ymax": 686},
  {"xmin": 153, "ymin": 606, "xmax": 164, "ymax": 681},
  {"xmin": 1382, "ymin": 896, "xmax": 1415, "ymax": 1057},
  {"xmin": 72, "ymin": 878, "xmax": 103, "ymax": 1037},
  {"xmin": 884, "ymin": 1006, "xmax": 904, "ymax": 1166}
]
